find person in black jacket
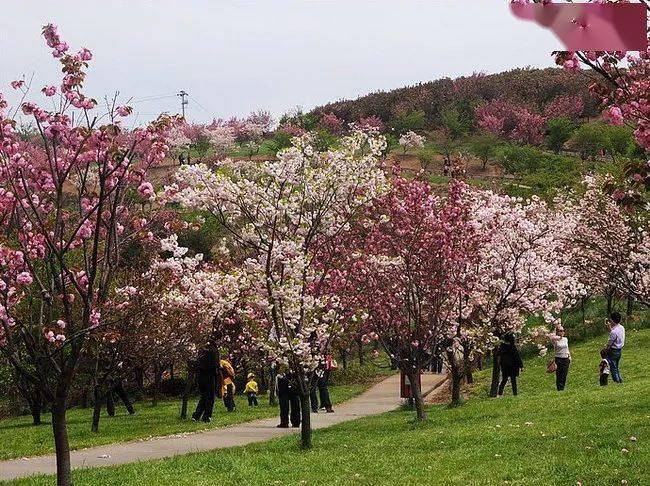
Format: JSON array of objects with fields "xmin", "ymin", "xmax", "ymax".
[
  {"xmin": 191, "ymin": 343, "xmax": 221, "ymax": 422},
  {"xmin": 497, "ymin": 333, "xmax": 524, "ymax": 397},
  {"xmin": 276, "ymin": 368, "xmax": 300, "ymax": 428}
]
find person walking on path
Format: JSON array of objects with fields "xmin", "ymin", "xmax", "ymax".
[
  {"xmin": 192, "ymin": 343, "xmax": 221, "ymax": 422},
  {"xmin": 317, "ymin": 355, "xmax": 337, "ymax": 413},
  {"xmin": 549, "ymin": 325, "xmax": 571, "ymax": 391},
  {"xmin": 497, "ymin": 333, "xmax": 524, "ymax": 397},
  {"xmin": 220, "ymin": 358, "xmax": 236, "ymax": 412},
  {"xmin": 605, "ymin": 312, "xmax": 626, "ymax": 383},
  {"xmin": 244, "ymin": 373, "xmax": 259, "ymax": 406}
]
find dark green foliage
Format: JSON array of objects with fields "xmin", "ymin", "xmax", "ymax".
[
  {"xmin": 496, "ymin": 144, "xmax": 581, "ymax": 199},
  {"xmin": 546, "ymin": 117, "xmax": 575, "ymax": 154},
  {"xmin": 389, "ymin": 110, "xmax": 426, "ymax": 134},
  {"xmin": 177, "ymin": 212, "xmax": 224, "ymax": 261},
  {"xmin": 570, "ymin": 122, "xmax": 609, "ymax": 160}
]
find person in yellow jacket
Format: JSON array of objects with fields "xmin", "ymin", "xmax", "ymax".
[
  {"xmin": 220, "ymin": 359, "xmax": 236, "ymax": 412},
  {"xmin": 244, "ymin": 372, "xmax": 259, "ymax": 406}
]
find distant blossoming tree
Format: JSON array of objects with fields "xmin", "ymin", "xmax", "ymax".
[{"xmin": 398, "ymin": 130, "xmax": 426, "ymax": 153}]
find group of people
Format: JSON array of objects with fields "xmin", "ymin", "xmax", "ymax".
[
  {"xmin": 496, "ymin": 312, "xmax": 627, "ymax": 397},
  {"xmin": 190, "ymin": 341, "xmax": 336, "ymax": 427},
  {"xmin": 191, "ymin": 343, "xmax": 240, "ymax": 422},
  {"xmin": 276, "ymin": 356, "xmax": 337, "ymax": 428}
]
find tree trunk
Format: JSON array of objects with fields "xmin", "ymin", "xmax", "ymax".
[
  {"xmin": 259, "ymin": 364, "xmax": 268, "ymax": 393},
  {"xmin": 299, "ymin": 392, "xmax": 312, "ymax": 449},
  {"xmin": 407, "ymin": 370, "xmax": 426, "ymax": 420},
  {"xmin": 152, "ymin": 365, "xmax": 162, "ymax": 407},
  {"xmin": 606, "ymin": 292, "xmax": 613, "ymax": 315},
  {"xmin": 627, "ymin": 296, "xmax": 634, "ymax": 317},
  {"xmin": 489, "ymin": 350, "xmax": 501, "ymax": 398},
  {"xmin": 450, "ymin": 367, "xmax": 463, "ymax": 406},
  {"xmin": 91, "ymin": 386, "xmax": 102, "ymax": 432},
  {"xmin": 28, "ymin": 389, "xmax": 43, "ymax": 425},
  {"xmin": 135, "ymin": 367, "xmax": 144, "ymax": 393},
  {"xmin": 268, "ymin": 367, "xmax": 277, "ymax": 406},
  {"xmin": 52, "ymin": 393, "xmax": 71, "ymax": 486},
  {"xmin": 463, "ymin": 347, "xmax": 474, "ymax": 385},
  {"xmin": 339, "ymin": 348, "xmax": 348, "ymax": 371},
  {"xmin": 180, "ymin": 367, "xmax": 194, "ymax": 420},
  {"xmin": 357, "ymin": 338, "xmax": 364, "ymax": 366},
  {"xmin": 80, "ymin": 387, "xmax": 89, "ymax": 409}
]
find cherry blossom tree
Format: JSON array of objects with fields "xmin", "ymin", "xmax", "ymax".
[
  {"xmin": 166, "ymin": 130, "xmax": 388, "ymax": 448},
  {"xmin": 398, "ymin": 131, "xmax": 426, "ymax": 154},
  {"xmin": 476, "ymin": 98, "xmax": 547, "ymax": 145},
  {"xmin": 543, "ymin": 94, "xmax": 585, "ymax": 121},
  {"xmin": 557, "ymin": 175, "xmax": 649, "ymax": 308},
  {"xmin": 461, "ymin": 190, "xmax": 584, "ymax": 396},
  {"xmin": 0, "ymin": 25, "xmax": 177, "ymax": 485},
  {"xmin": 320, "ymin": 112, "xmax": 344, "ymax": 135},
  {"xmin": 326, "ymin": 177, "xmax": 481, "ymax": 417}
]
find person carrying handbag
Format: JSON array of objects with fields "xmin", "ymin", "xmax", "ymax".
[{"xmin": 549, "ymin": 325, "xmax": 571, "ymax": 391}]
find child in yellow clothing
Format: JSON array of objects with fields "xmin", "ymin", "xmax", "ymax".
[
  {"xmin": 244, "ymin": 372, "xmax": 259, "ymax": 406},
  {"xmin": 220, "ymin": 359, "xmax": 236, "ymax": 412}
]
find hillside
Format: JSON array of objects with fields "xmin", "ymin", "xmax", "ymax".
[{"xmin": 311, "ymin": 67, "xmax": 599, "ymax": 126}]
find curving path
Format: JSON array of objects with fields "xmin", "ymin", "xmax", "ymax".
[{"xmin": 0, "ymin": 373, "xmax": 446, "ymax": 481}]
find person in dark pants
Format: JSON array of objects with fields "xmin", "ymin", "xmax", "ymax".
[
  {"xmin": 497, "ymin": 333, "xmax": 524, "ymax": 397},
  {"xmin": 106, "ymin": 380, "xmax": 135, "ymax": 416},
  {"xmin": 605, "ymin": 312, "xmax": 626, "ymax": 383},
  {"xmin": 310, "ymin": 378, "xmax": 319, "ymax": 413},
  {"xmin": 550, "ymin": 325, "xmax": 571, "ymax": 391},
  {"xmin": 192, "ymin": 344, "xmax": 220, "ymax": 422},
  {"xmin": 317, "ymin": 370, "xmax": 333, "ymax": 412},
  {"xmin": 276, "ymin": 369, "xmax": 300, "ymax": 428}
]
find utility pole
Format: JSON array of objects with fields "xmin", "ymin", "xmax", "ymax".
[{"xmin": 177, "ymin": 90, "xmax": 188, "ymax": 118}]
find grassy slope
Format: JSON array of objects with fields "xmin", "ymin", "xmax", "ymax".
[
  {"xmin": 11, "ymin": 328, "xmax": 649, "ymax": 486},
  {"xmin": 0, "ymin": 384, "xmax": 367, "ymax": 461}
]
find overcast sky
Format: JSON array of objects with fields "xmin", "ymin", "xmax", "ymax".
[{"xmin": 0, "ymin": 0, "xmax": 562, "ymax": 125}]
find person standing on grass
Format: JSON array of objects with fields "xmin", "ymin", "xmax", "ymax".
[
  {"xmin": 192, "ymin": 342, "xmax": 221, "ymax": 422},
  {"xmin": 605, "ymin": 312, "xmax": 626, "ymax": 383},
  {"xmin": 220, "ymin": 358, "xmax": 236, "ymax": 412},
  {"xmin": 497, "ymin": 333, "xmax": 524, "ymax": 397},
  {"xmin": 549, "ymin": 325, "xmax": 571, "ymax": 391},
  {"xmin": 244, "ymin": 373, "xmax": 259, "ymax": 406}
]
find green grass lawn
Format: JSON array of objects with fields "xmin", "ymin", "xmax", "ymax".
[
  {"xmin": 0, "ymin": 384, "xmax": 366, "ymax": 461},
  {"xmin": 10, "ymin": 328, "xmax": 649, "ymax": 486}
]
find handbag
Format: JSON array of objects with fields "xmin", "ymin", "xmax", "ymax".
[{"xmin": 546, "ymin": 359, "xmax": 557, "ymax": 374}]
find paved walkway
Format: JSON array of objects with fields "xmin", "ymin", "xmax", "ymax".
[{"xmin": 0, "ymin": 373, "xmax": 446, "ymax": 481}]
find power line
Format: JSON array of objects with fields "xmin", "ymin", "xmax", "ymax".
[
  {"xmin": 130, "ymin": 94, "xmax": 177, "ymax": 105},
  {"xmin": 189, "ymin": 95, "xmax": 210, "ymax": 114}
]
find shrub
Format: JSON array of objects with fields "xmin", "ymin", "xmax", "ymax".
[
  {"xmin": 570, "ymin": 122, "xmax": 609, "ymax": 159},
  {"xmin": 469, "ymin": 133, "xmax": 499, "ymax": 169},
  {"xmin": 546, "ymin": 117, "xmax": 575, "ymax": 154}
]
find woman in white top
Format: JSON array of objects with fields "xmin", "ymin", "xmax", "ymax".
[{"xmin": 549, "ymin": 325, "xmax": 571, "ymax": 391}]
